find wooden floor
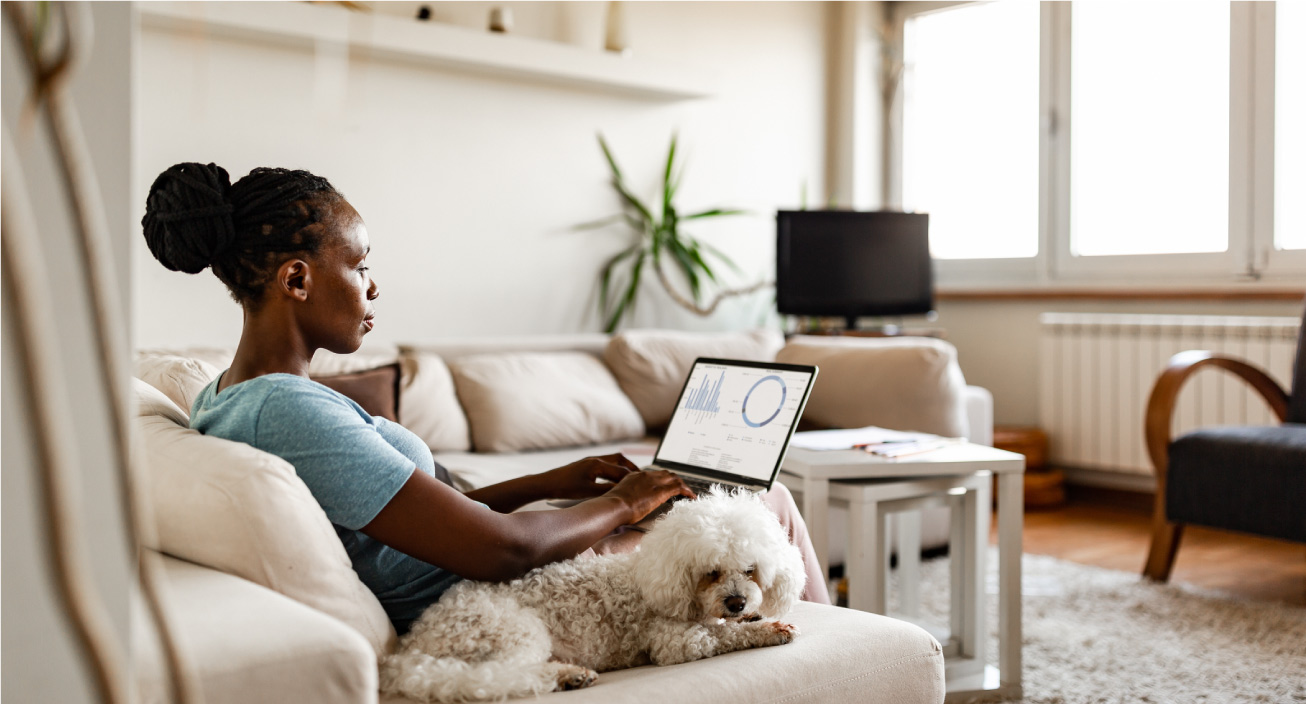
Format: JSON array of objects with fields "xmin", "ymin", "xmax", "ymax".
[{"xmin": 1006, "ymin": 485, "xmax": 1306, "ymax": 606}]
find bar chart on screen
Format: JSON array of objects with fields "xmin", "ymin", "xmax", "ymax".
[{"xmin": 682, "ymin": 367, "xmax": 724, "ymax": 423}]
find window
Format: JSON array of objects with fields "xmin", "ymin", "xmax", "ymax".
[
  {"xmin": 1070, "ymin": 2, "xmax": 1229, "ymax": 257},
  {"xmin": 1276, "ymin": 1, "xmax": 1305, "ymax": 252},
  {"xmin": 902, "ymin": 2, "xmax": 1040, "ymax": 260},
  {"xmin": 891, "ymin": 1, "xmax": 1303, "ymax": 287}
]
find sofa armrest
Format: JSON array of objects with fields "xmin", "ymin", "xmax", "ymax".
[
  {"xmin": 135, "ymin": 554, "xmax": 379, "ymax": 704},
  {"xmin": 964, "ymin": 385, "xmax": 994, "ymax": 446}
]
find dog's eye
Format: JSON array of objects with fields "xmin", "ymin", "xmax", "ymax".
[
  {"xmin": 706, "ymin": 570, "xmax": 720, "ymax": 581},
  {"xmin": 746, "ymin": 566, "xmax": 755, "ymax": 575}
]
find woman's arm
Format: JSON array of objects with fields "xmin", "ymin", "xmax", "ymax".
[
  {"xmin": 463, "ymin": 454, "xmax": 642, "ymax": 513},
  {"xmin": 360, "ymin": 466, "xmax": 691, "ymax": 582}
]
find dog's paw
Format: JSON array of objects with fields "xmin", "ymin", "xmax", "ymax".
[
  {"xmin": 554, "ymin": 664, "xmax": 599, "ymax": 691},
  {"xmin": 760, "ymin": 620, "xmax": 799, "ymax": 645}
]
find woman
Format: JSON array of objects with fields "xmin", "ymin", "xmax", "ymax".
[{"xmin": 142, "ymin": 163, "xmax": 829, "ymax": 634}]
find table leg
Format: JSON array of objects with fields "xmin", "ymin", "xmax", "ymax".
[
  {"xmin": 800, "ymin": 476, "xmax": 830, "ymax": 580},
  {"xmin": 959, "ymin": 480, "xmax": 985, "ymax": 661},
  {"xmin": 997, "ymin": 472, "xmax": 1024, "ymax": 692},
  {"xmin": 847, "ymin": 493, "xmax": 885, "ymax": 614},
  {"xmin": 895, "ymin": 511, "xmax": 922, "ymax": 618},
  {"xmin": 948, "ymin": 492, "xmax": 964, "ymax": 647},
  {"xmin": 970, "ymin": 477, "xmax": 991, "ymax": 666}
]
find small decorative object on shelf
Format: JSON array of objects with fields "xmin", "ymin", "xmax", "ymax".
[
  {"xmin": 488, "ymin": 6, "xmax": 512, "ymax": 33},
  {"xmin": 415, "ymin": 5, "xmax": 431, "ymax": 21},
  {"xmin": 604, "ymin": 0, "xmax": 630, "ymax": 55}
]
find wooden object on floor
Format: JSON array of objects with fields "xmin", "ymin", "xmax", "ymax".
[{"xmin": 993, "ymin": 425, "xmax": 1064, "ymax": 509}]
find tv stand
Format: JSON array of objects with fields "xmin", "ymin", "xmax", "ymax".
[{"xmin": 791, "ymin": 317, "xmax": 944, "ymax": 339}]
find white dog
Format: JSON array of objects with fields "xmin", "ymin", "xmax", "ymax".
[{"xmin": 379, "ymin": 488, "xmax": 807, "ymax": 702}]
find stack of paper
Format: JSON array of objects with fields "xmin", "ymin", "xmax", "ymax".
[{"xmin": 790, "ymin": 425, "xmax": 963, "ymax": 457}]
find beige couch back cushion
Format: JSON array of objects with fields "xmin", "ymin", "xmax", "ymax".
[
  {"xmin": 133, "ymin": 379, "xmax": 396, "ymax": 655},
  {"xmin": 449, "ymin": 352, "xmax": 645, "ymax": 453},
  {"xmin": 395, "ymin": 352, "xmax": 471, "ymax": 452},
  {"xmin": 776, "ymin": 336, "xmax": 970, "ymax": 438},
  {"xmin": 604, "ymin": 329, "xmax": 785, "ymax": 429},
  {"xmin": 134, "ymin": 352, "xmax": 222, "ymax": 415}
]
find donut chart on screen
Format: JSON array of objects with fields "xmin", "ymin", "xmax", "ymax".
[{"xmin": 741, "ymin": 375, "xmax": 787, "ymax": 428}]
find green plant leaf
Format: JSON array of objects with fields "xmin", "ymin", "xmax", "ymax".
[
  {"xmin": 599, "ymin": 133, "xmax": 655, "ymax": 226},
  {"xmin": 614, "ymin": 180, "xmax": 655, "ymax": 228},
  {"xmin": 597, "ymin": 133, "xmax": 624, "ymax": 182},
  {"xmin": 574, "ymin": 213, "xmax": 628, "ymax": 231},
  {"xmin": 606, "ymin": 251, "xmax": 646, "ymax": 333},
  {"xmin": 661, "ymin": 133, "xmax": 678, "ymax": 223},
  {"xmin": 683, "ymin": 208, "xmax": 747, "ymax": 220},
  {"xmin": 667, "ymin": 237, "xmax": 702, "ymax": 302},
  {"xmin": 687, "ymin": 242, "xmax": 719, "ymax": 284},
  {"xmin": 599, "ymin": 246, "xmax": 641, "ymax": 319},
  {"xmin": 698, "ymin": 240, "xmax": 745, "ymax": 275}
]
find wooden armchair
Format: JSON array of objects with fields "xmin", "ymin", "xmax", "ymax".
[{"xmin": 1142, "ymin": 305, "xmax": 1306, "ymax": 582}]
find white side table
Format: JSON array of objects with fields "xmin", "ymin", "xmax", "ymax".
[{"xmin": 779, "ymin": 443, "xmax": 1025, "ymax": 702}]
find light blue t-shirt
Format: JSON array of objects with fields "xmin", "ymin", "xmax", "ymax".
[{"xmin": 190, "ymin": 372, "xmax": 462, "ymax": 633}]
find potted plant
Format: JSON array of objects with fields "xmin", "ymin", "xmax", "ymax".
[{"xmin": 582, "ymin": 133, "xmax": 770, "ymax": 332}]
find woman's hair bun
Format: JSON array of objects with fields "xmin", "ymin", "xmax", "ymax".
[{"xmin": 142, "ymin": 162, "xmax": 238, "ymax": 274}]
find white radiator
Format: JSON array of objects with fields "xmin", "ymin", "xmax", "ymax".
[{"xmin": 1038, "ymin": 313, "xmax": 1301, "ymax": 479}]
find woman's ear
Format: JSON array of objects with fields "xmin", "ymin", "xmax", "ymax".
[{"xmin": 277, "ymin": 259, "xmax": 311, "ymax": 302}]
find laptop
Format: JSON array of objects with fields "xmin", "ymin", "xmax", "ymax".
[{"xmin": 644, "ymin": 357, "xmax": 818, "ymax": 498}]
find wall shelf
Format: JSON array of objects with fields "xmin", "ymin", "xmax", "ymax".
[{"xmin": 138, "ymin": 2, "xmax": 716, "ymax": 101}]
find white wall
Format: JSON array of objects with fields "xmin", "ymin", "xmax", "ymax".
[{"xmin": 133, "ymin": 1, "xmax": 831, "ymax": 349}]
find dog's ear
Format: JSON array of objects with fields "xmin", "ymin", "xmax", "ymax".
[
  {"xmin": 631, "ymin": 531, "xmax": 700, "ymax": 621},
  {"xmin": 759, "ymin": 542, "xmax": 806, "ymax": 619}
]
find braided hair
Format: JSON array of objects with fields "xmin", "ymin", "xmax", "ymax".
[{"xmin": 142, "ymin": 163, "xmax": 346, "ymax": 307}]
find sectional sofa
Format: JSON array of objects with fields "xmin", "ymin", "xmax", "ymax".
[{"xmin": 132, "ymin": 329, "xmax": 989, "ymax": 703}]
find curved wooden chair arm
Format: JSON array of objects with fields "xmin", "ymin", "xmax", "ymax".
[{"xmin": 1144, "ymin": 350, "xmax": 1291, "ymax": 481}]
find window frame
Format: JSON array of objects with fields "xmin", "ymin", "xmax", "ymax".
[{"xmin": 888, "ymin": 0, "xmax": 1305, "ymax": 292}]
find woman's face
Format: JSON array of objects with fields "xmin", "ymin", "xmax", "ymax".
[{"xmin": 305, "ymin": 199, "xmax": 379, "ymax": 354}]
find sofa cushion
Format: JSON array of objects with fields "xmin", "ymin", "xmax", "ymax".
[
  {"xmin": 449, "ymin": 352, "xmax": 645, "ymax": 453},
  {"xmin": 604, "ymin": 329, "xmax": 785, "ymax": 429},
  {"xmin": 378, "ymin": 601, "xmax": 944, "ymax": 704},
  {"xmin": 776, "ymin": 336, "xmax": 969, "ymax": 438},
  {"xmin": 135, "ymin": 554, "xmax": 378, "ymax": 704},
  {"xmin": 133, "ymin": 379, "xmax": 396, "ymax": 655},
  {"xmin": 312, "ymin": 363, "xmax": 402, "ymax": 422},
  {"xmin": 135, "ymin": 352, "xmax": 221, "ymax": 415},
  {"xmin": 395, "ymin": 351, "xmax": 472, "ymax": 452},
  {"xmin": 1167, "ymin": 424, "xmax": 1306, "ymax": 542}
]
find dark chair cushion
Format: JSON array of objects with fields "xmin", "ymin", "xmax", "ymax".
[{"xmin": 1167, "ymin": 424, "xmax": 1306, "ymax": 543}]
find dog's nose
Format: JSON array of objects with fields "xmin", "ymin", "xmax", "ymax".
[{"xmin": 724, "ymin": 596, "xmax": 746, "ymax": 613}]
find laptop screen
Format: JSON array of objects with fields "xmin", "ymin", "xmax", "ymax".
[{"xmin": 654, "ymin": 358, "xmax": 818, "ymax": 489}]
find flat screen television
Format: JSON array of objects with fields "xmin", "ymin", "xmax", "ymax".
[{"xmin": 775, "ymin": 210, "xmax": 933, "ymax": 329}]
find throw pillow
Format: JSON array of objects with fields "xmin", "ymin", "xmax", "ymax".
[
  {"xmin": 604, "ymin": 328, "xmax": 785, "ymax": 430},
  {"xmin": 132, "ymin": 378, "xmax": 397, "ymax": 655},
  {"xmin": 311, "ymin": 363, "xmax": 401, "ymax": 422},
  {"xmin": 449, "ymin": 352, "xmax": 645, "ymax": 453},
  {"xmin": 394, "ymin": 351, "xmax": 472, "ymax": 453},
  {"xmin": 775, "ymin": 336, "xmax": 970, "ymax": 438}
]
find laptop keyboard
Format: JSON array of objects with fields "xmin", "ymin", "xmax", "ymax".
[{"xmin": 675, "ymin": 475, "xmax": 722, "ymax": 499}]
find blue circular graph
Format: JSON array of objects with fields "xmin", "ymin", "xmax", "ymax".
[{"xmin": 741, "ymin": 375, "xmax": 787, "ymax": 428}]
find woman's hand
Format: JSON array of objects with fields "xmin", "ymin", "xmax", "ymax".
[
  {"xmin": 539, "ymin": 453, "xmax": 643, "ymax": 500},
  {"xmin": 604, "ymin": 469, "xmax": 695, "ymax": 523}
]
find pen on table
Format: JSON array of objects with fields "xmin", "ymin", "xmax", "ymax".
[{"xmin": 853, "ymin": 439, "xmax": 917, "ymax": 449}]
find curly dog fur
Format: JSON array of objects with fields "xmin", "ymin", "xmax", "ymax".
[{"xmin": 379, "ymin": 488, "xmax": 807, "ymax": 702}]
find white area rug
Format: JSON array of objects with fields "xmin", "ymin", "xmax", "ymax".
[{"xmin": 907, "ymin": 550, "xmax": 1306, "ymax": 703}]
